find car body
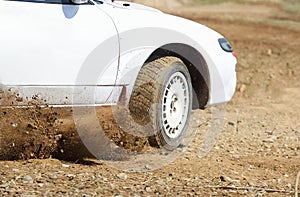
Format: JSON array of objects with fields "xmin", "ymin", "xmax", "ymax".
[{"xmin": 0, "ymin": 0, "xmax": 237, "ymax": 149}]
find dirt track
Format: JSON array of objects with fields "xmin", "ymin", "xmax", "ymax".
[{"xmin": 0, "ymin": 1, "xmax": 299, "ymax": 196}]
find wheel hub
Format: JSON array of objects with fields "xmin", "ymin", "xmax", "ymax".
[
  {"xmin": 162, "ymin": 72, "xmax": 189, "ymax": 139},
  {"xmin": 170, "ymin": 95, "xmax": 178, "ymax": 113}
]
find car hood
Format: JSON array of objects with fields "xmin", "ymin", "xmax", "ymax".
[
  {"xmin": 104, "ymin": 3, "xmax": 222, "ymax": 43},
  {"xmin": 111, "ymin": 1, "xmax": 163, "ymax": 13}
]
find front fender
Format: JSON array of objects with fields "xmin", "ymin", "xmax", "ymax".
[{"xmin": 108, "ymin": 6, "xmax": 237, "ymax": 105}]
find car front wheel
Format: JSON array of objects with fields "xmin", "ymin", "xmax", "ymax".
[{"xmin": 129, "ymin": 56, "xmax": 192, "ymax": 150}]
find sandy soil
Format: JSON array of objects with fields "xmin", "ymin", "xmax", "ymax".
[{"xmin": 0, "ymin": 1, "xmax": 299, "ymax": 196}]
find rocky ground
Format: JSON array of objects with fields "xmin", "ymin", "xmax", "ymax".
[{"xmin": 0, "ymin": 0, "xmax": 299, "ymax": 196}]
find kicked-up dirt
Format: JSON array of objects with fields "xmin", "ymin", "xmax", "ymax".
[{"xmin": 0, "ymin": 1, "xmax": 299, "ymax": 196}]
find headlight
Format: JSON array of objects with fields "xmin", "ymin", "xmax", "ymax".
[{"xmin": 218, "ymin": 38, "xmax": 233, "ymax": 52}]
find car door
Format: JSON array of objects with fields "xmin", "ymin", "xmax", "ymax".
[{"xmin": 0, "ymin": 0, "xmax": 119, "ymax": 105}]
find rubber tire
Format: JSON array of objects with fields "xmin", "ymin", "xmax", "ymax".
[{"xmin": 129, "ymin": 56, "xmax": 192, "ymax": 150}]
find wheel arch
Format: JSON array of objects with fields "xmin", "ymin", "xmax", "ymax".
[{"xmin": 144, "ymin": 43, "xmax": 210, "ymax": 109}]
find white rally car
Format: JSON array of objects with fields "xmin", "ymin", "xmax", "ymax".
[{"xmin": 0, "ymin": 0, "xmax": 236, "ymax": 150}]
